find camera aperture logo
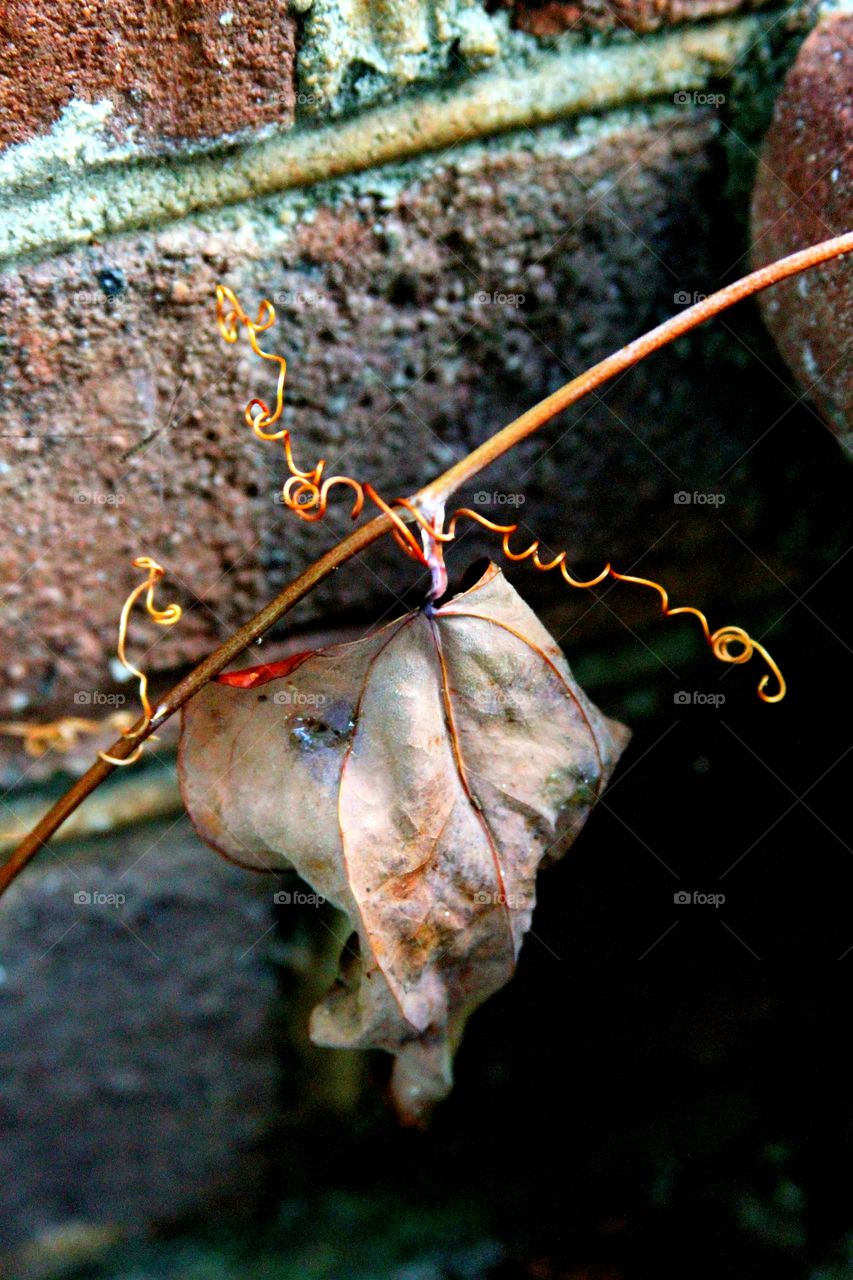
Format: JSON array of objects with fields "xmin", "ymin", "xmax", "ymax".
[
  {"xmin": 673, "ymin": 91, "xmax": 725, "ymax": 108},
  {"xmin": 274, "ymin": 288, "xmax": 328, "ymax": 309},
  {"xmin": 74, "ymin": 490, "xmax": 125, "ymax": 506},
  {"xmin": 74, "ymin": 691, "xmax": 126, "ymax": 706},
  {"xmin": 274, "ymin": 890, "xmax": 326, "ymax": 906},
  {"xmin": 674, "ymin": 889, "xmax": 725, "ymax": 908},
  {"xmin": 474, "ymin": 290, "xmax": 525, "ymax": 309}
]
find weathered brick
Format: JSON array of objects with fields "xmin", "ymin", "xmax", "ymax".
[
  {"xmin": 0, "ymin": 0, "xmax": 297, "ymax": 154},
  {"xmin": 0, "ymin": 109, "xmax": 799, "ymax": 770},
  {"xmin": 750, "ymin": 13, "xmax": 853, "ymax": 441},
  {"xmin": 501, "ymin": 0, "xmax": 766, "ymax": 35},
  {"xmin": 0, "ymin": 816, "xmax": 282, "ymax": 1257}
]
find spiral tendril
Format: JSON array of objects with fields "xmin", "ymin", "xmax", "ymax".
[
  {"xmin": 98, "ymin": 557, "xmax": 183, "ymax": 765},
  {"xmin": 217, "ymin": 285, "xmax": 785, "ymax": 702},
  {"xmin": 0, "ymin": 558, "xmax": 181, "ymax": 762}
]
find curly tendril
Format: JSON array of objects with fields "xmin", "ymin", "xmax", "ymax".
[
  {"xmin": 98, "ymin": 557, "xmax": 183, "ymax": 766},
  {"xmin": 216, "ymin": 285, "xmax": 785, "ymax": 702},
  {"xmin": 441, "ymin": 514, "xmax": 785, "ymax": 702},
  {"xmin": 0, "ymin": 559, "xmax": 181, "ymax": 761},
  {"xmin": 216, "ymin": 285, "xmax": 427, "ymax": 563}
]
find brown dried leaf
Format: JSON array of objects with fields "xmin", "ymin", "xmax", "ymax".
[{"xmin": 179, "ymin": 563, "xmax": 629, "ymax": 1121}]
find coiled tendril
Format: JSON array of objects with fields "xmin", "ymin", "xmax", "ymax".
[
  {"xmin": 217, "ymin": 285, "xmax": 785, "ymax": 703},
  {"xmin": 98, "ymin": 557, "xmax": 182, "ymax": 765},
  {"xmin": 0, "ymin": 558, "xmax": 180, "ymax": 757},
  {"xmin": 0, "ymin": 560, "xmax": 182, "ymax": 762}
]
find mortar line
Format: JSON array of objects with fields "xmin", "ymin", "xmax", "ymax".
[{"xmin": 0, "ymin": 16, "xmax": 765, "ymax": 265}]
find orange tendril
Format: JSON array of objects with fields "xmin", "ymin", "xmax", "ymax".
[
  {"xmin": 441, "ymin": 514, "xmax": 785, "ymax": 703},
  {"xmin": 98, "ymin": 557, "xmax": 182, "ymax": 765},
  {"xmin": 216, "ymin": 284, "xmax": 379, "ymax": 527},
  {"xmin": 216, "ymin": 285, "xmax": 785, "ymax": 702}
]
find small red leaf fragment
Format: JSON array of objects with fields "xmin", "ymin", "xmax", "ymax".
[{"xmin": 216, "ymin": 652, "xmax": 316, "ymax": 687}]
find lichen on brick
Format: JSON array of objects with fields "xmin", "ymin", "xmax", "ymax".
[
  {"xmin": 0, "ymin": 100, "xmax": 134, "ymax": 196},
  {"xmin": 0, "ymin": 0, "xmax": 298, "ymax": 155},
  {"xmin": 297, "ymin": 0, "xmax": 507, "ymax": 116},
  {"xmin": 0, "ymin": 17, "xmax": 764, "ymax": 263}
]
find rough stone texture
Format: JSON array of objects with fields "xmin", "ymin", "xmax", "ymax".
[
  {"xmin": 0, "ymin": 105, "xmax": 813, "ymax": 747},
  {"xmin": 0, "ymin": 0, "xmax": 297, "ymax": 153},
  {"xmin": 298, "ymin": 0, "xmax": 503, "ymax": 117},
  {"xmin": 0, "ymin": 111, "xmax": 725, "ymax": 728},
  {"xmin": 750, "ymin": 12, "xmax": 853, "ymax": 442},
  {"xmin": 0, "ymin": 17, "xmax": 761, "ymax": 262},
  {"xmin": 501, "ymin": 0, "xmax": 767, "ymax": 34},
  {"xmin": 0, "ymin": 104, "xmax": 826, "ymax": 780},
  {"xmin": 0, "ymin": 815, "xmax": 283, "ymax": 1258}
]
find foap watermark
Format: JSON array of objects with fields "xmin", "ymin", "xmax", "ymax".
[
  {"xmin": 674, "ymin": 490, "xmax": 725, "ymax": 507},
  {"xmin": 76, "ymin": 290, "xmax": 130, "ymax": 311},
  {"xmin": 75, "ymin": 268, "xmax": 131, "ymax": 310},
  {"xmin": 470, "ymin": 687, "xmax": 516, "ymax": 715},
  {"xmin": 273, "ymin": 890, "xmax": 326, "ymax": 906},
  {"xmin": 473, "ymin": 890, "xmax": 530, "ymax": 910},
  {"xmin": 673, "ymin": 290, "xmax": 708, "ymax": 306},
  {"xmin": 74, "ymin": 490, "xmax": 126, "ymax": 506},
  {"xmin": 74, "ymin": 890, "xmax": 127, "ymax": 907},
  {"xmin": 674, "ymin": 889, "xmax": 725, "ymax": 908},
  {"xmin": 673, "ymin": 90, "xmax": 726, "ymax": 108},
  {"xmin": 274, "ymin": 289, "xmax": 328, "ymax": 310},
  {"xmin": 272, "ymin": 690, "xmax": 328, "ymax": 707},
  {"xmin": 274, "ymin": 488, "xmax": 316, "ymax": 508},
  {"xmin": 673, "ymin": 691, "xmax": 725, "ymax": 707},
  {"xmin": 74, "ymin": 691, "xmax": 127, "ymax": 707},
  {"xmin": 473, "ymin": 490, "xmax": 525, "ymax": 506},
  {"xmin": 474, "ymin": 290, "xmax": 526, "ymax": 309}
]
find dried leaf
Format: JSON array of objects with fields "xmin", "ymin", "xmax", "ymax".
[{"xmin": 179, "ymin": 564, "xmax": 629, "ymax": 1121}]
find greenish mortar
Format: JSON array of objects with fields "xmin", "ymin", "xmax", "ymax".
[{"xmin": 0, "ymin": 16, "xmax": 768, "ymax": 265}]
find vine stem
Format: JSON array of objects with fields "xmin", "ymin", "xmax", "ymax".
[{"xmin": 2, "ymin": 230, "xmax": 852, "ymax": 897}]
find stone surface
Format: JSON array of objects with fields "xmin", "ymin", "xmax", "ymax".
[
  {"xmin": 503, "ymin": 0, "xmax": 767, "ymax": 34},
  {"xmin": 297, "ymin": 0, "xmax": 503, "ymax": 117},
  {"xmin": 0, "ymin": 102, "xmax": 823, "ymax": 766},
  {"xmin": 0, "ymin": 109, "xmax": 733, "ymax": 737},
  {"xmin": 750, "ymin": 12, "xmax": 853, "ymax": 442},
  {"xmin": 0, "ymin": 0, "xmax": 297, "ymax": 154},
  {"xmin": 0, "ymin": 17, "xmax": 761, "ymax": 262},
  {"xmin": 0, "ymin": 815, "xmax": 282, "ymax": 1257}
]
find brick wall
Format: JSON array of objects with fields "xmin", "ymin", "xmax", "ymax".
[{"xmin": 0, "ymin": 0, "xmax": 805, "ymax": 769}]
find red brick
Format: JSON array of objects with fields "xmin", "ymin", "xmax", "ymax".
[
  {"xmin": 501, "ymin": 0, "xmax": 766, "ymax": 35},
  {"xmin": 750, "ymin": 13, "xmax": 853, "ymax": 439},
  {"xmin": 0, "ymin": 112, "xmax": 803, "ymax": 774},
  {"xmin": 0, "ymin": 0, "xmax": 297, "ymax": 152}
]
